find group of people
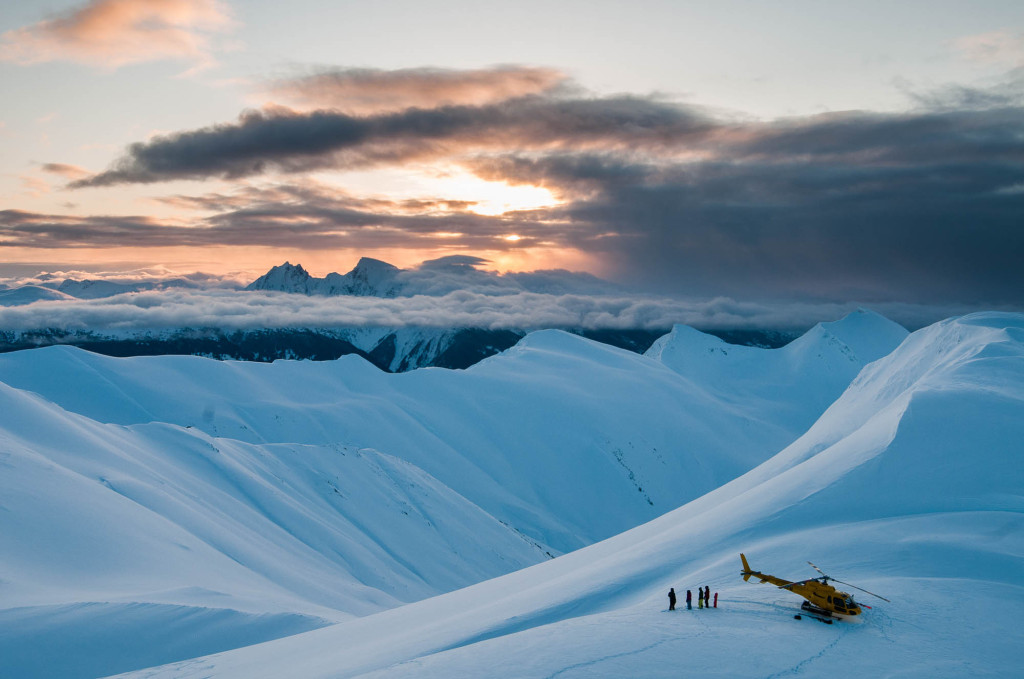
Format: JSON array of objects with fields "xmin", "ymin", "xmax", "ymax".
[{"xmin": 667, "ymin": 586, "xmax": 716, "ymax": 611}]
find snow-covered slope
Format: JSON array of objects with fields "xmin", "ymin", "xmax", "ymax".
[
  {"xmin": 0, "ymin": 314, "xmax": 897, "ymax": 554},
  {"xmin": 117, "ymin": 311, "xmax": 1024, "ymax": 679},
  {"xmin": 0, "ymin": 311, "xmax": 911, "ymax": 677},
  {"xmin": 0, "ymin": 284, "xmax": 76, "ymax": 306},
  {"xmin": 0, "ymin": 382, "xmax": 547, "ymax": 678},
  {"xmin": 646, "ymin": 308, "xmax": 909, "ymax": 434},
  {"xmin": 54, "ymin": 278, "xmax": 201, "ymax": 299}
]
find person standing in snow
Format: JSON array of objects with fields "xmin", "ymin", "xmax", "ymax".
[
  {"xmin": 686, "ymin": 589, "xmax": 692, "ymax": 610},
  {"xmin": 668, "ymin": 588, "xmax": 676, "ymax": 611},
  {"xmin": 704, "ymin": 586, "xmax": 711, "ymax": 608},
  {"xmin": 714, "ymin": 592, "xmax": 718, "ymax": 608},
  {"xmin": 698, "ymin": 588, "xmax": 703, "ymax": 609}
]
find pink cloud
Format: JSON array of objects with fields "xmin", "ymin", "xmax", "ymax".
[
  {"xmin": 264, "ymin": 66, "xmax": 569, "ymax": 114},
  {"xmin": 0, "ymin": 0, "xmax": 232, "ymax": 70},
  {"xmin": 40, "ymin": 163, "xmax": 91, "ymax": 180}
]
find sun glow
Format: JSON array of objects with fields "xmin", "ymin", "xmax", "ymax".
[
  {"xmin": 451, "ymin": 177, "xmax": 559, "ymax": 216},
  {"xmin": 310, "ymin": 167, "xmax": 560, "ymax": 217}
]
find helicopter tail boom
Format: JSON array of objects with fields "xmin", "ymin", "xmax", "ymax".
[{"xmin": 740, "ymin": 553, "xmax": 754, "ymax": 582}]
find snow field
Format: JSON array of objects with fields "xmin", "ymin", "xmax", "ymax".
[
  {"xmin": 109, "ymin": 312, "xmax": 1023, "ymax": 678},
  {"xmin": 5, "ymin": 310, "xmax": 1021, "ymax": 677}
]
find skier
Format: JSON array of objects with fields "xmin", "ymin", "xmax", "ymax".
[
  {"xmin": 714, "ymin": 592, "xmax": 718, "ymax": 608},
  {"xmin": 686, "ymin": 589, "xmax": 692, "ymax": 610},
  {"xmin": 668, "ymin": 588, "xmax": 676, "ymax": 611},
  {"xmin": 698, "ymin": 587, "xmax": 704, "ymax": 609},
  {"xmin": 704, "ymin": 586, "xmax": 711, "ymax": 608}
]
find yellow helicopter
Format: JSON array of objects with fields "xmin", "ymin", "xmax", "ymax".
[{"xmin": 740, "ymin": 553, "xmax": 889, "ymax": 622}]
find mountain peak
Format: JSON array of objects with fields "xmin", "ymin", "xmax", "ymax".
[
  {"xmin": 246, "ymin": 262, "xmax": 314, "ymax": 293},
  {"xmin": 351, "ymin": 257, "xmax": 399, "ymax": 274},
  {"xmin": 342, "ymin": 258, "xmax": 402, "ymax": 297},
  {"xmin": 246, "ymin": 259, "xmax": 404, "ymax": 297},
  {"xmin": 809, "ymin": 308, "xmax": 909, "ymax": 363}
]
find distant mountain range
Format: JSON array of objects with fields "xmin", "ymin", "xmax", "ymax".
[
  {"xmin": 244, "ymin": 256, "xmax": 622, "ymax": 297},
  {"xmin": 0, "ymin": 259, "xmax": 799, "ymax": 370},
  {"xmin": 1, "ymin": 325, "xmax": 791, "ymax": 372},
  {"xmin": 246, "ymin": 259, "xmax": 404, "ymax": 297}
]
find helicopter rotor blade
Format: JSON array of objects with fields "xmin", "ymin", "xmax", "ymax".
[
  {"xmin": 777, "ymin": 579, "xmax": 814, "ymax": 590},
  {"xmin": 807, "ymin": 561, "xmax": 828, "ymax": 578},
  {"xmin": 830, "ymin": 578, "xmax": 890, "ymax": 602}
]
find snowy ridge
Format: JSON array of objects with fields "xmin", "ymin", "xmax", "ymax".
[
  {"xmin": 114, "ymin": 312, "xmax": 1024, "ymax": 679},
  {"xmin": 0, "ymin": 284, "xmax": 75, "ymax": 305},
  {"xmin": 0, "ymin": 315, "xmax": 903, "ymax": 553},
  {"xmin": 645, "ymin": 308, "xmax": 909, "ymax": 434},
  {"xmin": 0, "ymin": 380, "xmax": 546, "ymax": 677}
]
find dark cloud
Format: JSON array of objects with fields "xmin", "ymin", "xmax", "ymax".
[
  {"xmin": 462, "ymin": 105, "xmax": 1024, "ymax": 305},
  {"xmin": 534, "ymin": 156, "xmax": 1024, "ymax": 304},
  {"xmin": 68, "ymin": 95, "xmax": 715, "ymax": 187},
  {"xmin": 903, "ymin": 67, "xmax": 1024, "ymax": 111}
]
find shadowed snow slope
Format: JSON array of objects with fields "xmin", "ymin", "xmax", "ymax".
[
  {"xmin": 115, "ymin": 312, "xmax": 1023, "ymax": 678},
  {"xmin": 646, "ymin": 308, "xmax": 909, "ymax": 435},
  {"xmin": 0, "ymin": 312, "xmax": 909, "ymax": 677},
  {"xmin": 0, "ymin": 382, "xmax": 546, "ymax": 678}
]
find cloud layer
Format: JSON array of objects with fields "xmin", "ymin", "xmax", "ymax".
[
  {"xmin": 34, "ymin": 65, "xmax": 1024, "ymax": 307},
  {"xmin": 0, "ymin": 286, "xmax": 969, "ymax": 334}
]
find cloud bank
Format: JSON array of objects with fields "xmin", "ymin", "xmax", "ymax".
[
  {"xmin": 0, "ymin": 287, "xmax": 972, "ymax": 334},
  {"xmin": 38, "ymin": 65, "xmax": 1024, "ymax": 307}
]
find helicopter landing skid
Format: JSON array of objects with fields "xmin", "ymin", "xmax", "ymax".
[{"xmin": 795, "ymin": 601, "xmax": 834, "ymax": 624}]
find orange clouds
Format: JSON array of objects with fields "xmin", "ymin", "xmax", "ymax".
[
  {"xmin": 0, "ymin": 0, "xmax": 232, "ymax": 70},
  {"xmin": 264, "ymin": 66, "xmax": 568, "ymax": 114},
  {"xmin": 40, "ymin": 163, "xmax": 91, "ymax": 180}
]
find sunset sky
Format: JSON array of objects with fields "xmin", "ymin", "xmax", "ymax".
[{"xmin": 1, "ymin": 0, "xmax": 1022, "ymax": 309}]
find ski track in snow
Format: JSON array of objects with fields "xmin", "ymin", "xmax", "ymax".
[
  {"xmin": 542, "ymin": 636, "xmax": 676, "ymax": 679},
  {"xmin": 763, "ymin": 626, "xmax": 846, "ymax": 679}
]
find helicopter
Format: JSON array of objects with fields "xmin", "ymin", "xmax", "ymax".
[{"xmin": 740, "ymin": 553, "xmax": 889, "ymax": 621}]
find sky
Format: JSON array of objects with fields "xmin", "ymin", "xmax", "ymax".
[{"xmin": 1, "ymin": 0, "xmax": 1023, "ymax": 313}]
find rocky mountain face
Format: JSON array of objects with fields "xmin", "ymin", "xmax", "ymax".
[{"xmin": 245, "ymin": 259, "xmax": 402, "ymax": 297}]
